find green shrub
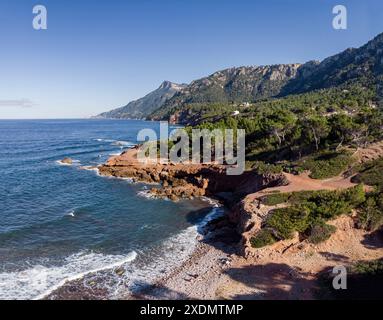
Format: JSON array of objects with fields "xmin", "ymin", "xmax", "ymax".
[
  {"xmin": 250, "ymin": 229, "xmax": 277, "ymax": 248},
  {"xmin": 262, "ymin": 189, "xmax": 329, "ymax": 206},
  {"xmin": 307, "ymin": 222, "xmax": 337, "ymax": 244},
  {"xmin": 352, "ymin": 259, "xmax": 383, "ymax": 275},
  {"xmin": 352, "ymin": 158, "xmax": 383, "ymax": 191},
  {"xmin": 266, "ymin": 206, "xmax": 310, "ymax": 240},
  {"xmin": 342, "ymin": 184, "xmax": 366, "ymax": 207},
  {"xmin": 261, "ymin": 193, "xmax": 290, "ymax": 206},
  {"xmin": 252, "ymin": 161, "xmax": 283, "ymax": 174},
  {"xmin": 302, "ymin": 185, "xmax": 365, "ymax": 220},
  {"xmin": 300, "ymin": 151, "xmax": 353, "ymax": 179},
  {"xmin": 262, "ymin": 186, "xmax": 365, "ymax": 243},
  {"xmin": 357, "ymin": 193, "xmax": 383, "ymax": 231}
]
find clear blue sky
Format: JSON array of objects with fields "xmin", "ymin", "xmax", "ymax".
[{"xmin": 0, "ymin": 0, "xmax": 382, "ymax": 119}]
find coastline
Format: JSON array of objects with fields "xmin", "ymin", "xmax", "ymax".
[
  {"xmin": 40, "ymin": 194, "xmax": 232, "ymax": 300},
  {"xmin": 135, "ymin": 215, "xmax": 383, "ymax": 300},
  {"xmin": 130, "ymin": 237, "xmax": 236, "ymax": 300},
  {"xmin": 44, "ymin": 144, "xmax": 383, "ymax": 300}
]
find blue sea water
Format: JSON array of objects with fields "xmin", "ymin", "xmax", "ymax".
[{"xmin": 0, "ymin": 119, "xmax": 218, "ymax": 299}]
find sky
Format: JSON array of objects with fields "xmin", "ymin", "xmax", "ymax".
[{"xmin": 0, "ymin": 0, "xmax": 383, "ymax": 119}]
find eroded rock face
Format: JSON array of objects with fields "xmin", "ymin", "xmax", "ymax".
[
  {"xmin": 99, "ymin": 148, "xmax": 290, "ymax": 255},
  {"xmin": 231, "ymin": 199, "xmax": 290, "ymax": 257},
  {"xmin": 99, "ymin": 149, "xmax": 288, "ymax": 203}
]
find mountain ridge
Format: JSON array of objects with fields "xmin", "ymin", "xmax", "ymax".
[
  {"xmin": 96, "ymin": 81, "xmax": 187, "ymax": 119},
  {"xmin": 97, "ymin": 32, "xmax": 383, "ymax": 121}
]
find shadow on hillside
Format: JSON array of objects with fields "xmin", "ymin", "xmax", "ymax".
[
  {"xmin": 222, "ymin": 263, "xmax": 319, "ymax": 300},
  {"xmin": 130, "ymin": 280, "xmax": 190, "ymax": 300},
  {"xmin": 132, "ymin": 261, "xmax": 383, "ymax": 300},
  {"xmin": 222, "ymin": 261, "xmax": 383, "ymax": 300},
  {"xmin": 318, "ymin": 252, "xmax": 350, "ymax": 264},
  {"xmin": 361, "ymin": 229, "xmax": 383, "ymax": 249}
]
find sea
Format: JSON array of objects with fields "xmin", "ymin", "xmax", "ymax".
[{"xmin": 0, "ymin": 119, "xmax": 221, "ymax": 299}]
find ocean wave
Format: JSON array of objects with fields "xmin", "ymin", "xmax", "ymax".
[
  {"xmin": 79, "ymin": 166, "xmax": 100, "ymax": 175},
  {"xmin": 111, "ymin": 141, "xmax": 135, "ymax": 147},
  {"xmin": 93, "ymin": 138, "xmax": 135, "ymax": 148},
  {"xmin": 114, "ymin": 206, "xmax": 224, "ymax": 297},
  {"xmin": 197, "ymin": 205, "xmax": 224, "ymax": 234},
  {"xmin": 120, "ymin": 226, "xmax": 198, "ymax": 296},
  {"xmin": 0, "ymin": 251, "xmax": 137, "ymax": 300},
  {"xmin": 0, "ymin": 203, "xmax": 223, "ymax": 300},
  {"xmin": 93, "ymin": 138, "xmax": 115, "ymax": 143}
]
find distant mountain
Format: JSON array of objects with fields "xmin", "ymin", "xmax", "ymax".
[
  {"xmin": 96, "ymin": 81, "xmax": 186, "ymax": 119},
  {"xmin": 280, "ymin": 32, "xmax": 383, "ymax": 95},
  {"xmin": 149, "ymin": 32, "xmax": 383, "ymax": 121},
  {"xmin": 97, "ymin": 32, "xmax": 383, "ymax": 122},
  {"xmin": 149, "ymin": 64, "xmax": 302, "ymax": 120}
]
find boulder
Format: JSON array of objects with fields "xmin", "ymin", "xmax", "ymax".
[{"xmin": 61, "ymin": 157, "xmax": 73, "ymax": 165}]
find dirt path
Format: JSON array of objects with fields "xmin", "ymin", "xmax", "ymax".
[{"xmin": 247, "ymin": 172, "xmax": 356, "ymax": 202}]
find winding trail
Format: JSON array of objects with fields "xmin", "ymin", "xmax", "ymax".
[{"xmin": 248, "ymin": 172, "xmax": 357, "ymax": 202}]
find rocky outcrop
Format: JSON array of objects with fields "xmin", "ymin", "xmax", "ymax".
[
  {"xmin": 231, "ymin": 197, "xmax": 289, "ymax": 257},
  {"xmin": 99, "ymin": 149, "xmax": 288, "ymax": 203},
  {"xmin": 60, "ymin": 157, "xmax": 73, "ymax": 165},
  {"xmin": 99, "ymin": 148, "xmax": 289, "ymax": 256}
]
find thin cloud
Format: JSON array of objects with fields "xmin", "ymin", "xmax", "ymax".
[{"xmin": 0, "ymin": 99, "xmax": 36, "ymax": 108}]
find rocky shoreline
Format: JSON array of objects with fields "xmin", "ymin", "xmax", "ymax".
[
  {"xmin": 49, "ymin": 146, "xmax": 383, "ymax": 300},
  {"xmin": 100, "ymin": 147, "xmax": 383, "ymax": 300},
  {"xmin": 99, "ymin": 147, "xmax": 287, "ymax": 207}
]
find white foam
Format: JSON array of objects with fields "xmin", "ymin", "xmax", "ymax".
[
  {"xmin": 111, "ymin": 141, "xmax": 134, "ymax": 147},
  {"xmin": 0, "ymin": 251, "xmax": 137, "ymax": 300},
  {"xmin": 56, "ymin": 159, "xmax": 81, "ymax": 166},
  {"xmin": 201, "ymin": 196, "xmax": 222, "ymax": 208},
  {"xmin": 0, "ymin": 203, "xmax": 223, "ymax": 300},
  {"xmin": 137, "ymin": 190, "xmax": 157, "ymax": 199},
  {"xmin": 66, "ymin": 211, "xmax": 75, "ymax": 217},
  {"xmin": 55, "ymin": 160, "xmax": 72, "ymax": 166},
  {"xmin": 80, "ymin": 166, "xmax": 100, "ymax": 175},
  {"xmin": 134, "ymin": 227, "xmax": 196, "ymax": 282},
  {"xmin": 114, "ymin": 206, "xmax": 224, "ymax": 297},
  {"xmin": 6, "ymin": 170, "xmax": 222, "ymax": 300},
  {"xmin": 94, "ymin": 138, "xmax": 115, "ymax": 143}
]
